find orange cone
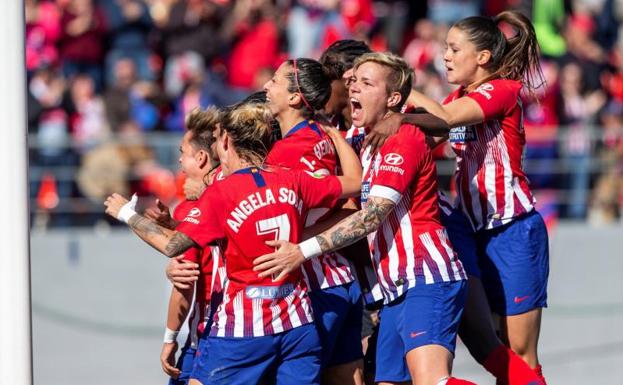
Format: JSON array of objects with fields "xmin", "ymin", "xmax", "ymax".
[{"xmin": 37, "ymin": 173, "xmax": 59, "ymax": 210}]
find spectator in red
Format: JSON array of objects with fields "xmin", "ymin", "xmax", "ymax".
[
  {"xmin": 222, "ymin": 0, "xmax": 281, "ymax": 93},
  {"xmin": 287, "ymin": 0, "xmax": 348, "ymax": 58},
  {"xmin": 25, "ymin": 0, "xmax": 62, "ymax": 76},
  {"xmin": 68, "ymin": 74, "xmax": 110, "ymax": 153},
  {"xmin": 58, "ymin": 0, "xmax": 107, "ymax": 91},
  {"xmin": 522, "ymin": 60, "xmax": 561, "ymax": 190},
  {"xmin": 340, "ymin": 0, "xmax": 374, "ymax": 40}
]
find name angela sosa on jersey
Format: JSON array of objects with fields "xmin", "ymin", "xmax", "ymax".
[
  {"xmin": 227, "ymin": 188, "xmax": 303, "ymax": 233},
  {"xmin": 183, "ymin": 188, "xmax": 304, "ymax": 232}
]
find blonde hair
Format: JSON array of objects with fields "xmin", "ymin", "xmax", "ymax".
[
  {"xmin": 353, "ymin": 52, "xmax": 414, "ymax": 111},
  {"xmin": 220, "ymin": 102, "xmax": 275, "ymax": 165},
  {"xmin": 185, "ymin": 107, "xmax": 223, "ymax": 151}
]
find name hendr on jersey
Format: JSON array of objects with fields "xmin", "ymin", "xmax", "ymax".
[{"xmin": 266, "ymin": 119, "xmax": 355, "ymax": 291}]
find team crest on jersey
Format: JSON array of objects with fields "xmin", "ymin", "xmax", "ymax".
[
  {"xmin": 474, "ymin": 83, "xmax": 494, "ymax": 100},
  {"xmin": 304, "ymin": 169, "xmax": 329, "ymax": 179},
  {"xmin": 245, "ymin": 284, "xmax": 295, "ymax": 299},
  {"xmin": 449, "ymin": 126, "xmax": 478, "ymax": 143}
]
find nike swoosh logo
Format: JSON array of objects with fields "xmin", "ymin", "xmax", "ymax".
[
  {"xmin": 514, "ymin": 295, "xmax": 530, "ymax": 304},
  {"xmin": 410, "ymin": 331, "xmax": 427, "ymax": 338}
]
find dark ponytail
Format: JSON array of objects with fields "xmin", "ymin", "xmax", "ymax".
[
  {"xmin": 286, "ymin": 58, "xmax": 332, "ymax": 118},
  {"xmin": 453, "ymin": 11, "xmax": 544, "ymax": 92}
]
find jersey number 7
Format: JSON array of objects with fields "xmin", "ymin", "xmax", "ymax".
[{"xmin": 256, "ymin": 214, "xmax": 292, "ymax": 280}]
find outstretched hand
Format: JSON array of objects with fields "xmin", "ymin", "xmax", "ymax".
[
  {"xmin": 104, "ymin": 193, "xmax": 131, "ymax": 219},
  {"xmin": 253, "ymin": 240, "xmax": 306, "ymax": 282},
  {"xmin": 160, "ymin": 341, "xmax": 180, "ymax": 379},
  {"xmin": 363, "ymin": 113, "xmax": 403, "ymax": 154},
  {"xmin": 166, "ymin": 255, "xmax": 200, "ymax": 289},
  {"xmin": 145, "ymin": 199, "xmax": 177, "ymax": 230}
]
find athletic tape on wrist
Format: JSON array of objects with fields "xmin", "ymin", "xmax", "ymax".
[
  {"xmin": 163, "ymin": 328, "xmax": 179, "ymax": 344},
  {"xmin": 117, "ymin": 194, "xmax": 138, "ymax": 223},
  {"xmin": 299, "ymin": 237, "xmax": 322, "ymax": 260}
]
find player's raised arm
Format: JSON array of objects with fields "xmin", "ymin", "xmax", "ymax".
[
  {"xmin": 406, "ymin": 89, "xmax": 485, "ymax": 129},
  {"xmin": 320, "ymin": 123, "xmax": 362, "ymax": 197},
  {"xmin": 364, "ymin": 108, "xmax": 452, "ymax": 153},
  {"xmin": 104, "ymin": 193, "xmax": 198, "ymax": 258},
  {"xmin": 253, "ymin": 194, "xmax": 395, "ymax": 281}
]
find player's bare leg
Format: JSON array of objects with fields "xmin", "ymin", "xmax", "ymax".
[
  {"xmin": 460, "ymin": 278, "xmax": 544, "ymax": 385},
  {"xmin": 188, "ymin": 379, "xmax": 204, "ymax": 385},
  {"xmin": 405, "ymin": 345, "xmax": 453, "ymax": 385},
  {"xmin": 500, "ymin": 308, "xmax": 542, "ymax": 368},
  {"xmin": 322, "ymin": 359, "xmax": 364, "ymax": 385}
]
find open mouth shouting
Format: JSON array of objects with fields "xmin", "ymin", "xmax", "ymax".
[{"xmin": 350, "ymin": 97, "xmax": 363, "ymax": 126}]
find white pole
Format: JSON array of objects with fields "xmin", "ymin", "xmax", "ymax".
[{"xmin": 0, "ymin": 0, "xmax": 33, "ymax": 384}]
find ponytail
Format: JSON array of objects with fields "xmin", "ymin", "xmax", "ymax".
[
  {"xmin": 453, "ymin": 11, "xmax": 544, "ymax": 93},
  {"xmin": 285, "ymin": 58, "xmax": 332, "ymax": 118},
  {"xmin": 494, "ymin": 11, "xmax": 544, "ymax": 92},
  {"xmin": 221, "ymin": 102, "xmax": 275, "ymax": 165}
]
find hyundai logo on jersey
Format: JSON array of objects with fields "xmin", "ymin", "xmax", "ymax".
[{"xmin": 383, "ymin": 153, "xmax": 404, "ymax": 166}]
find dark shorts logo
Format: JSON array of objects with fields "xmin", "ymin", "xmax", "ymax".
[{"xmin": 449, "ymin": 126, "xmax": 477, "ymax": 143}]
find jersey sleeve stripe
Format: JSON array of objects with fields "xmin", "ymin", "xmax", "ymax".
[{"xmin": 369, "ymin": 185, "xmax": 402, "ymax": 204}]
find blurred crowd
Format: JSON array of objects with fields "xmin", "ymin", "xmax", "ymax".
[{"xmin": 25, "ymin": 0, "xmax": 623, "ymax": 226}]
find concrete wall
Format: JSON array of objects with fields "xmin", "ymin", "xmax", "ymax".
[{"xmin": 30, "ymin": 223, "xmax": 623, "ymax": 385}]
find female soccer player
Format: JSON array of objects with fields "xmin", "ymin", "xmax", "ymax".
[
  {"xmin": 264, "ymin": 58, "xmax": 366, "ymax": 384},
  {"xmin": 104, "ymin": 101, "xmax": 362, "ymax": 385},
  {"xmin": 364, "ymin": 11, "xmax": 549, "ymax": 384},
  {"xmin": 254, "ymin": 52, "xmax": 474, "ymax": 385},
  {"xmin": 150, "ymin": 107, "xmax": 225, "ymax": 385}
]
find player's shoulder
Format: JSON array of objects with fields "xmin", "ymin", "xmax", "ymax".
[
  {"xmin": 172, "ymin": 199, "xmax": 195, "ymax": 221},
  {"xmin": 471, "ymin": 79, "xmax": 521, "ymax": 99},
  {"xmin": 444, "ymin": 85, "xmax": 463, "ymax": 104},
  {"xmin": 384, "ymin": 123, "xmax": 427, "ymax": 149}
]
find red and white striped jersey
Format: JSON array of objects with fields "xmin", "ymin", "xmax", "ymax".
[
  {"xmin": 340, "ymin": 124, "xmax": 367, "ymax": 156},
  {"xmin": 176, "ymin": 166, "xmax": 344, "ymax": 337},
  {"xmin": 445, "ymin": 79, "xmax": 535, "ymax": 231},
  {"xmin": 172, "ymin": 200, "xmax": 226, "ymax": 348},
  {"xmin": 437, "ymin": 191, "xmax": 456, "ymax": 217},
  {"xmin": 335, "ymin": 122, "xmax": 383, "ymax": 305},
  {"xmin": 266, "ymin": 120, "xmax": 355, "ymax": 291},
  {"xmin": 362, "ymin": 124, "xmax": 466, "ymax": 304}
]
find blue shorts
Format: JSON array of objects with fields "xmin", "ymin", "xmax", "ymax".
[
  {"xmin": 191, "ymin": 323, "xmax": 321, "ymax": 385},
  {"xmin": 375, "ymin": 281, "xmax": 467, "ymax": 383},
  {"xmin": 168, "ymin": 345, "xmax": 196, "ymax": 385},
  {"xmin": 309, "ymin": 281, "xmax": 364, "ymax": 367},
  {"xmin": 441, "ymin": 208, "xmax": 480, "ymax": 278},
  {"xmin": 189, "ymin": 335, "xmax": 209, "ymax": 382},
  {"xmin": 476, "ymin": 210, "xmax": 549, "ymax": 316}
]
